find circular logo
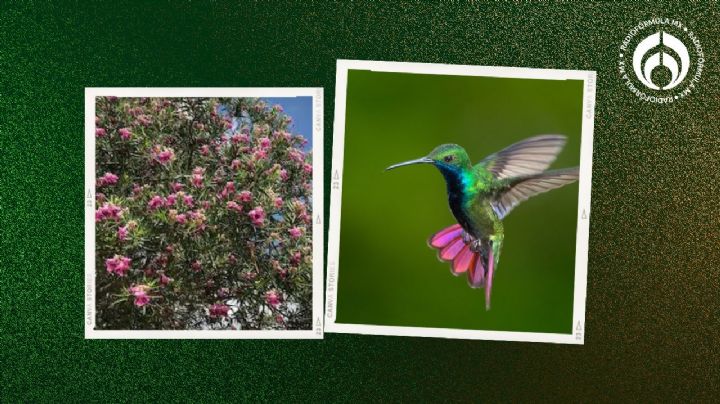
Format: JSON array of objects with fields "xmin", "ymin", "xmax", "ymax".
[{"xmin": 619, "ymin": 18, "xmax": 704, "ymax": 103}]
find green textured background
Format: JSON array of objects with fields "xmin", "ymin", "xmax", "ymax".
[
  {"xmin": 336, "ymin": 71, "xmax": 583, "ymax": 332},
  {"xmin": 1, "ymin": 1, "xmax": 718, "ymax": 401}
]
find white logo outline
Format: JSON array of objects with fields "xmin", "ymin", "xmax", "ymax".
[{"xmin": 632, "ymin": 31, "xmax": 690, "ymax": 90}]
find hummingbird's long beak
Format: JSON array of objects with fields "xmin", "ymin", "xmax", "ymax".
[{"xmin": 385, "ymin": 157, "xmax": 434, "ymax": 171}]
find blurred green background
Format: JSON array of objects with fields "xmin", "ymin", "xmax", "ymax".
[{"xmin": 336, "ymin": 70, "xmax": 583, "ymax": 333}]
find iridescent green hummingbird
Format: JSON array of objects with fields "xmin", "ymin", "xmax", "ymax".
[{"xmin": 386, "ymin": 135, "xmax": 578, "ymax": 310}]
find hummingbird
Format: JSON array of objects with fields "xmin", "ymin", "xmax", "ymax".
[{"xmin": 386, "ymin": 135, "xmax": 579, "ymax": 310}]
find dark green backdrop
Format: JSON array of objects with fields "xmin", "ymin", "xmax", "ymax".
[
  {"xmin": 336, "ymin": 71, "xmax": 583, "ymax": 333},
  {"xmin": 1, "ymin": 1, "xmax": 718, "ymax": 401}
]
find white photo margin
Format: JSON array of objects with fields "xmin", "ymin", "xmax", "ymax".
[
  {"xmin": 325, "ymin": 60, "xmax": 595, "ymax": 345},
  {"xmin": 85, "ymin": 87, "xmax": 324, "ymax": 339}
]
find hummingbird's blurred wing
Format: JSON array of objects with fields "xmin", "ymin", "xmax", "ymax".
[
  {"xmin": 491, "ymin": 168, "xmax": 579, "ymax": 220},
  {"xmin": 478, "ymin": 135, "xmax": 567, "ymax": 180}
]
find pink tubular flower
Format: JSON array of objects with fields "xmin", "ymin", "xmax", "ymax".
[
  {"xmin": 226, "ymin": 201, "xmax": 243, "ymax": 213},
  {"xmin": 258, "ymin": 137, "xmax": 271, "ymax": 149},
  {"xmin": 237, "ymin": 190, "xmax": 252, "ymax": 203},
  {"xmin": 253, "ymin": 149, "xmax": 267, "ymax": 161},
  {"xmin": 274, "ymin": 197, "xmax": 283, "ymax": 209},
  {"xmin": 118, "ymin": 127, "xmax": 132, "ymax": 140},
  {"xmin": 279, "ymin": 169, "xmax": 289, "ymax": 181},
  {"xmin": 166, "ymin": 193, "xmax": 177, "ymax": 207},
  {"xmin": 230, "ymin": 159, "xmax": 241, "ymax": 171},
  {"xmin": 288, "ymin": 148, "xmax": 305, "ymax": 163},
  {"xmin": 288, "ymin": 227, "xmax": 304, "ymax": 239},
  {"xmin": 152, "ymin": 146, "xmax": 175, "ymax": 165},
  {"xmin": 159, "ymin": 273, "xmax": 172, "ymax": 286},
  {"xmin": 303, "ymin": 163, "xmax": 313, "ymax": 174},
  {"xmin": 191, "ymin": 260, "xmax": 202, "ymax": 272},
  {"xmin": 175, "ymin": 213, "xmax": 187, "ymax": 225},
  {"xmin": 129, "ymin": 285, "xmax": 150, "ymax": 307},
  {"xmin": 148, "ymin": 195, "xmax": 164, "ymax": 210},
  {"xmin": 105, "ymin": 255, "xmax": 131, "ymax": 276},
  {"xmin": 171, "ymin": 182, "xmax": 184, "ymax": 192},
  {"xmin": 209, "ymin": 304, "xmax": 230, "ymax": 318},
  {"xmin": 248, "ymin": 206, "xmax": 265, "ymax": 227},
  {"xmin": 191, "ymin": 167, "xmax": 205, "ymax": 188},
  {"xmin": 117, "ymin": 226, "xmax": 129, "ymax": 241},
  {"xmin": 95, "ymin": 202, "xmax": 123, "ymax": 222},
  {"xmin": 95, "ymin": 128, "xmax": 107, "ymax": 137},
  {"xmin": 97, "ymin": 172, "xmax": 119, "ymax": 186},
  {"xmin": 182, "ymin": 194, "xmax": 194, "ymax": 208},
  {"xmin": 220, "ymin": 181, "xmax": 235, "ymax": 199},
  {"xmin": 199, "ymin": 145, "xmax": 210, "ymax": 155},
  {"xmin": 273, "ymin": 104, "xmax": 284, "ymax": 112},
  {"xmin": 265, "ymin": 290, "xmax": 281, "ymax": 308},
  {"xmin": 290, "ymin": 251, "xmax": 302, "ymax": 267}
]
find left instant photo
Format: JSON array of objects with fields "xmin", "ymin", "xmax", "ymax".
[{"xmin": 85, "ymin": 88, "xmax": 323, "ymax": 339}]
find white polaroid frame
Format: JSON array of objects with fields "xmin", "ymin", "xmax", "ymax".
[
  {"xmin": 325, "ymin": 60, "xmax": 595, "ymax": 344},
  {"xmin": 85, "ymin": 87, "xmax": 324, "ymax": 339}
]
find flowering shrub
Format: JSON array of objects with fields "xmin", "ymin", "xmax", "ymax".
[{"xmin": 95, "ymin": 97, "xmax": 313, "ymax": 330}]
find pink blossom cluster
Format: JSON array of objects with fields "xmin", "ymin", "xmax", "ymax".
[
  {"xmin": 95, "ymin": 202, "xmax": 123, "ymax": 222},
  {"xmin": 129, "ymin": 284, "xmax": 150, "ymax": 307},
  {"xmin": 106, "ymin": 255, "xmax": 131, "ymax": 276},
  {"xmin": 97, "ymin": 172, "xmax": 119, "ymax": 187}
]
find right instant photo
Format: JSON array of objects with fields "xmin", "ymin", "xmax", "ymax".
[{"xmin": 326, "ymin": 60, "xmax": 595, "ymax": 344}]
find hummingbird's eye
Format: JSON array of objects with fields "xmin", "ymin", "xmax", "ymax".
[{"xmin": 443, "ymin": 155, "xmax": 454, "ymax": 163}]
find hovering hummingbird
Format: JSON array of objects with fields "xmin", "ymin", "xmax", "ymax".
[{"xmin": 386, "ymin": 135, "xmax": 579, "ymax": 310}]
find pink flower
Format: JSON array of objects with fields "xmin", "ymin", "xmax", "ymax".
[
  {"xmin": 158, "ymin": 150, "xmax": 174, "ymax": 163},
  {"xmin": 273, "ymin": 104, "xmax": 284, "ymax": 112},
  {"xmin": 253, "ymin": 149, "xmax": 267, "ymax": 161},
  {"xmin": 191, "ymin": 260, "xmax": 202, "ymax": 272},
  {"xmin": 171, "ymin": 182, "xmax": 184, "ymax": 192},
  {"xmin": 265, "ymin": 290, "xmax": 281, "ymax": 308},
  {"xmin": 95, "ymin": 202, "xmax": 123, "ymax": 222},
  {"xmin": 191, "ymin": 174, "xmax": 203, "ymax": 188},
  {"xmin": 237, "ymin": 191, "xmax": 252, "ymax": 203},
  {"xmin": 159, "ymin": 273, "xmax": 172, "ymax": 286},
  {"xmin": 259, "ymin": 137, "xmax": 271, "ymax": 149},
  {"xmin": 165, "ymin": 193, "xmax": 177, "ymax": 206},
  {"xmin": 117, "ymin": 226, "xmax": 129, "ymax": 241},
  {"xmin": 152, "ymin": 146, "xmax": 175, "ymax": 165},
  {"xmin": 199, "ymin": 145, "xmax": 210, "ymax": 155},
  {"xmin": 230, "ymin": 159, "xmax": 241, "ymax": 171},
  {"xmin": 191, "ymin": 167, "xmax": 205, "ymax": 188},
  {"xmin": 129, "ymin": 285, "xmax": 150, "ymax": 307},
  {"xmin": 97, "ymin": 172, "xmax": 119, "ymax": 186},
  {"xmin": 274, "ymin": 197, "xmax": 283, "ymax": 209},
  {"xmin": 290, "ymin": 251, "xmax": 302, "ymax": 267},
  {"xmin": 182, "ymin": 194, "xmax": 194, "ymax": 208},
  {"xmin": 148, "ymin": 195, "xmax": 164, "ymax": 210},
  {"xmin": 231, "ymin": 133, "xmax": 250, "ymax": 144},
  {"xmin": 288, "ymin": 227, "xmax": 304, "ymax": 239},
  {"xmin": 209, "ymin": 304, "xmax": 230, "ymax": 318},
  {"xmin": 226, "ymin": 201, "xmax": 243, "ymax": 213},
  {"xmin": 303, "ymin": 163, "xmax": 313, "ymax": 174},
  {"xmin": 175, "ymin": 213, "xmax": 187, "ymax": 225},
  {"xmin": 118, "ymin": 127, "xmax": 132, "ymax": 140},
  {"xmin": 105, "ymin": 255, "xmax": 131, "ymax": 276},
  {"xmin": 220, "ymin": 181, "xmax": 235, "ymax": 199},
  {"xmin": 95, "ymin": 128, "xmax": 107, "ymax": 137},
  {"xmin": 248, "ymin": 206, "xmax": 265, "ymax": 227},
  {"xmin": 288, "ymin": 148, "xmax": 305, "ymax": 163},
  {"xmin": 279, "ymin": 169, "xmax": 289, "ymax": 181}
]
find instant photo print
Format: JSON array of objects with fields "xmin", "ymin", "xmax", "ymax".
[
  {"xmin": 326, "ymin": 60, "xmax": 595, "ymax": 344},
  {"xmin": 85, "ymin": 88, "xmax": 324, "ymax": 339}
]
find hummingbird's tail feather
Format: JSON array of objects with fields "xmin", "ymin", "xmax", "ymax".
[{"xmin": 429, "ymin": 224, "xmax": 496, "ymax": 309}]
